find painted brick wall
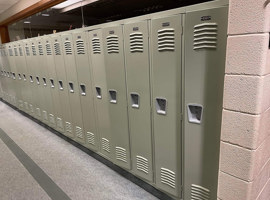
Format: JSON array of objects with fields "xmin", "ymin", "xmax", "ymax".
[{"xmin": 218, "ymin": 0, "xmax": 270, "ymax": 199}]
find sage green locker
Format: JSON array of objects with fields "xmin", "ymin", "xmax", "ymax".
[
  {"xmin": 36, "ymin": 37, "xmax": 54, "ymax": 127},
  {"xmin": 44, "ymin": 37, "xmax": 65, "ymax": 133},
  {"xmin": 12, "ymin": 42, "xmax": 24, "ymax": 110},
  {"xmin": 18, "ymin": 41, "xmax": 33, "ymax": 114},
  {"xmin": 51, "ymin": 34, "xmax": 74, "ymax": 138},
  {"xmin": 1, "ymin": 46, "xmax": 10, "ymax": 103},
  {"xmin": 102, "ymin": 25, "xmax": 131, "ymax": 170},
  {"xmin": 73, "ymin": 31, "xmax": 98, "ymax": 150},
  {"xmin": 183, "ymin": 7, "xmax": 228, "ymax": 200},
  {"xmin": 87, "ymin": 29, "xmax": 112, "ymax": 160},
  {"xmin": 151, "ymin": 15, "xmax": 182, "ymax": 197},
  {"xmin": 22, "ymin": 40, "xmax": 36, "ymax": 117},
  {"xmin": 61, "ymin": 33, "xmax": 86, "ymax": 145},
  {"xmin": 123, "ymin": 21, "xmax": 153, "ymax": 181}
]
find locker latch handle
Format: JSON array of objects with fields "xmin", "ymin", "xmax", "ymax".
[
  {"xmin": 109, "ymin": 90, "xmax": 117, "ymax": 104},
  {"xmin": 80, "ymin": 84, "xmax": 86, "ymax": 96},
  {"xmin": 36, "ymin": 77, "xmax": 40, "ymax": 85},
  {"xmin": 68, "ymin": 82, "xmax": 74, "ymax": 93},
  {"xmin": 155, "ymin": 98, "xmax": 167, "ymax": 115},
  {"xmin": 58, "ymin": 80, "xmax": 64, "ymax": 91},
  {"xmin": 50, "ymin": 79, "xmax": 55, "ymax": 88},
  {"xmin": 130, "ymin": 93, "xmax": 140, "ymax": 109},
  {"xmin": 43, "ymin": 77, "xmax": 47, "ymax": 86},
  {"xmin": 30, "ymin": 76, "xmax": 33, "ymax": 83},
  {"xmin": 23, "ymin": 74, "xmax": 26, "ymax": 81},
  {"xmin": 12, "ymin": 72, "xmax": 16, "ymax": 80},
  {"xmin": 187, "ymin": 104, "xmax": 203, "ymax": 124},
  {"xmin": 96, "ymin": 87, "xmax": 102, "ymax": 99},
  {"xmin": 18, "ymin": 74, "xmax": 22, "ymax": 80}
]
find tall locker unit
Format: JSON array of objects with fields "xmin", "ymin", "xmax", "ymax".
[
  {"xmin": 22, "ymin": 40, "xmax": 36, "ymax": 117},
  {"xmin": 2, "ymin": 46, "xmax": 10, "ymax": 103},
  {"xmin": 44, "ymin": 37, "xmax": 64, "ymax": 133},
  {"xmin": 151, "ymin": 15, "xmax": 182, "ymax": 197},
  {"xmin": 12, "ymin": 42, "xmax": 24, "ymax": 110},
  {"xmin": 72, "ymin": 31, "xmax": 98, "ymax": 150},
  {"xmin": 30, "ymin": 39, "xmax": 45, "ymax": 120},
  {"xmin": 51, "ymin": 34, "xmax": 74, "ymax": 138},
  {"xmin": 36, "ymin": 37, "xmax": 54, "ymax": 127},
  {"xmin": 123, "ymin": 21, "xmax": 153, "ymax": 181},
  {"xmin": 18, "ymin": 41, "xmax": 33, "ymax": 114},
  {"xmin": 6, "ymin": 44, "xmax": 17, "ymax": 106},
  {"xmin": 183, "ymin": 7, "xmax": 228, "ymax": 200},
  {"xmin": 87, "ymin": 29, "xmax": 112, "ymax": 159},
  {"xmin": 61, "ymin": 33, "xmax": 86, "ymax": 144},
  {"xmin": 102, "ymin": 25, "xmax": 131, "ymax": 169}
]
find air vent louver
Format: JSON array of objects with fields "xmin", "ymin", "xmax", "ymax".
[
  {"xmin": 25, "ymin": 46, "xmax": 30, "ymax": 56},
  {"xmin": 75, "ymin": 126, "xmax": 83, "ymax": 139},
  {"xmin": 86, "ymin": 132, "xmax": 95, "ymax": 145},
  {"xmin": 38, "ymin": 44, "xmax": 43, "ymax": 55},
  {"xmin": 130, "ymin": 32, "xmax": 143, "ymax": 53},
  {"xmin": 158, "ymin": 28, "xmax": 175, "ymax": 51},
  {"xmin": 160, "ymin": 167, "xmax": 176, "ymax": 188},
  {"xmin": 32, "ymin": 45, "xmax": 37, "ymax": 56},
  {"xmin": 64, "ymin": 40, "xmax": 72, "ymax": 55},
  {"xmin": 46, "ymin": 43, "xmax": 52, "ymax": 55},
  {"xmin": 101, "ymin": 138, "xmax": 110, "ymax": 153},
  {"xmin": 65, "ymin": 122, "xmax": 72, "ymax": 133},
  {"xmin": 76, "ymin": 39, "xmax": 85, "ymax": 54},
  {"xmin": 136, "ymin": 156, "xmax": 149, "ymax": 174},
  {"xmin": 191, "ymin": 184, "xmax": 210, "ymax": 200},
  {"xmin": 19, "ymin": 47, "xmax": 23, "ymax": 56},
  {"xmin": 106, "ymin": 35, "xmax": 119, "ymax": 53},
  {"xmin": 193, "ymin": 23, "xmax": 217, "ymax": 50},
  {"xmin": 14, "ymin": 48, "xmax": 18, "ymax": 56},
  {"xmin": 54, "ymin": 42, "xmax": 61, "ymax": 55},
  {"xmin": 8, "ymin": 48, "xmax": 13, "ymax": 56},
  {"xmin": 92, "ymin": 37, "xmax": 101, "ymax": 54},
  {"xmin": 116, "ymin": 147, "xmax": 127, "ymax": 163},
  {"xmin": 49, "ymin": 114, "xmax": 55, "ymax": 125},
  {"xmin": 56, "ymin": 117, "xmax": 63, "ymax": 130}
]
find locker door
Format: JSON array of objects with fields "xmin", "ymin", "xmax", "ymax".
[
  {"xmin": 44, "ymin": 37, "xmax": 64, "ymax": 133},
  {"xmin": 151, "ymin": 15, "xmax": 182, "ymax": 197},
  {"xmin": 123, "ymin": 21, "xmax": 153, "ymax": 181},
  {"xmin": 52, "ymin": 35, "xmax": 74, "ymax": 138},
  {"xmin": 23, "ymin": 41, "xmax": 36, "ymax": 117},
  {"xmin": 18, "ymin": 41, "xmax": 32, "ymax": 114},
  {"xmin": 7, "ymin": 44, "xmax": 17, "ymax": 106},
  {"xmin": 88, "ymin": 29, "xmax": 112, "ymax": 160},
  {"xmin": 61, "ymin": 33, "xmax": 86, "ymax": 145},
  {"xmin": 73, "ymin": 31, "xmax": 98, "ymax": 150},
  {"xmin": 103, "ymin": 25, "xmax": 131, "ymax": 169}
]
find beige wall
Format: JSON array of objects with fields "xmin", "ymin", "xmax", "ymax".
[{"xmin": 218, "ymin": 0, "xmax": 270, "ymax": 199}]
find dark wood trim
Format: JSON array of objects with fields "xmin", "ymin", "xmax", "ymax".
[
  {"xmin": 0, "ymin": 26, "xmax": 10, "ymax": 43},
  {"xmin": 0, "ymin": 0, "xmax": 66, "ymax": 26}
]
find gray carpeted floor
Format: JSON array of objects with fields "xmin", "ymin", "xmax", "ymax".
[{"xmin": 0, "ymin": 101, "xmax": 158, "ymax": 200}]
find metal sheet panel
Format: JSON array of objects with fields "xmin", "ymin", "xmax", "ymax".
[
  {"xmin": 151, "ymin": 15, "xmax": 182, "ymax": 197},
  {"xmin": 123, "ymin": 21, "xmax": 153, "ymax": 181}
]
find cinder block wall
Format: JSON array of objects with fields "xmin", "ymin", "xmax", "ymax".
[{"xmin": 218, "ymin": 0, "xmax": 270, "ymax": 199}]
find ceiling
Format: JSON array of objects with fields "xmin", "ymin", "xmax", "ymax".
[{"xmin": 0, "ymin": 0, "xmax": 20, "ymax": 14}]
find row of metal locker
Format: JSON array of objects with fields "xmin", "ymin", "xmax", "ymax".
[{"xmin": 0, "ymin": 1, "xmax": 228, "ymax": 199}]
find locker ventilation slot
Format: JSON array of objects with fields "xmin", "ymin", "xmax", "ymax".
[
  {"xmin": 64, "ymin": 41, "xmax": 72, "ymax": 55},
  {"xmin": 106, "ymin": 35, "xmax": 119, "ymax": 53},
  {"xmin": 14, "ymin": 48, "xmax": 18, "ymax": 56},
  {"xmin": 157, "ymin": 28, "xmax": 175, "ymax": 51},
  {"xmin": 54, "ymin": 42, "xmax": 61, "ymax": 55},
  {"xmin": 160, "ymin": 168, "xmax": 176, "ymax": 188},
  {"xmin": 36, "ymin": 108, "xmax": 41, "ymax": 117},
  {"xmin": 46, "ymin": 43, "xmax": 52, "ymax": 55},
  {"xmin": 65, "ymin": 122, "xmax": 72, "ymax": 133},
  {"xmin": 57, "ymin": 118, "xmax": 63, "ymax": 130},
  {"xmin": 116, "ymin": 147, "xmax": 127, "ymax": 163},
  {"xmin": 8, "ymin": 49, "xmax": 13, "ymax": 56},
  {"xmin": 38, "ymin": 44, "xmax": 43, "ymax": 55},
  {"xmin": 32, "ymin": 45, "xmax": 37, "ymax": 56},
  {"xmin": 136, "ymin": 156, "xmax": 149, "ymax": 174},
  {"xmin": 130, "ymin": 32, "xmax": 143, "ymax": 53},
  {"xmin": 19, "ymin": 47, "xmax": 23, "ymax": 56},
  {"xmin": 191, "ymin": 184, "xmax": 210, "ymax": 200},
  {"xmin": 193, "ymin": 23, "xmax": 217, "ymax": 50},
  {"xmin": 76, "ymin": 39, "xmax": 85, "ymax": 54},
  {"xmin": 75, "ymin": 126, "xmax": 83, "ymax": 139},
  {"xmin": 92, "ymin": 38, "xmax": 101, "ymax": 54},
  {"xmin": 86, "ymin": 132, "xmax": 95, "ymax": 145},
  {"xmin": 43, "ymin": 111, "xmax": 48, "ymax": 121},
  {"xmin": 49, "ymin": 114, "xmax": 55, "ymax": 125},
  {"xmin": 25, "ymin": 46, "xmax": 30, "ymax": 56},
  {"xmin": 29, "ymin": 104, "xmax": 34, "ymax": 113},
  {"xmin": 101, "ymin": 138, "xmax": 110, "ymax": 153}
]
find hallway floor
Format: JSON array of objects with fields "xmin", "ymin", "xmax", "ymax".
[{"xmin": 0, "ymin": 101, "xmax": 158, "ymax": 200}]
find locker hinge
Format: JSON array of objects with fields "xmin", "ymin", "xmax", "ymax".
[{"xmin": 181, "ymin": 26, "xmax": 183, "ymax": 35}]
